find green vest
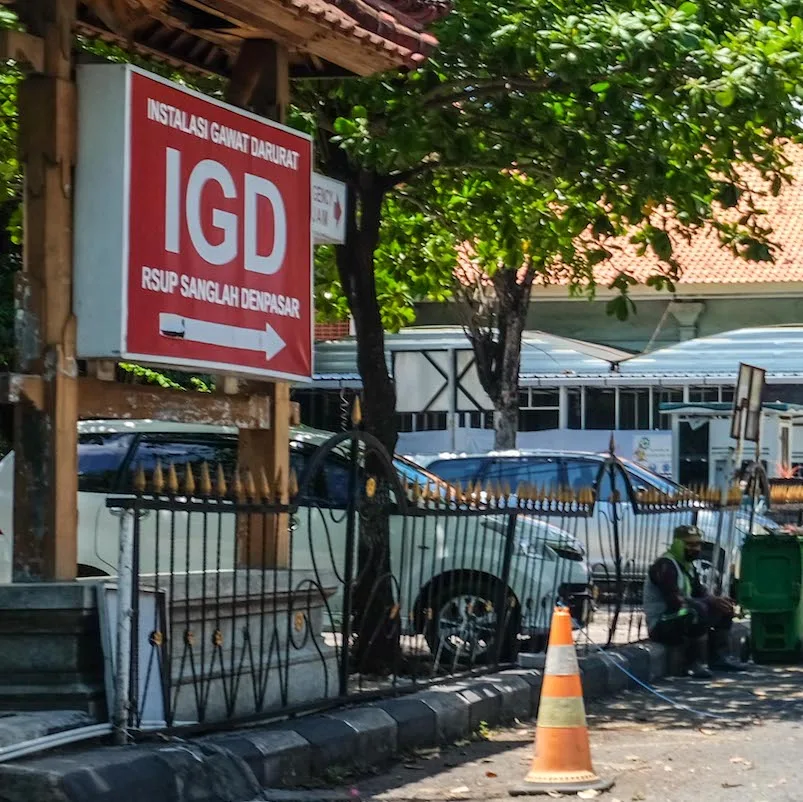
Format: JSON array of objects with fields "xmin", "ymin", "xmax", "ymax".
[{"xmin": 644, "ymin": 551, "xmax": 693, "ymax": 632}]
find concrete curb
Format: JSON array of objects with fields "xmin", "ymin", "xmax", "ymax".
[{"xmin": 0, "ymin": 624, "xmax": 749, "ymax": 802}]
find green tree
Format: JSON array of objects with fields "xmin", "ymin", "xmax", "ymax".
[
  {"xmin": 304, "ymin": 0, "xmax": 803, "ymax": 453},
  {"xmin": 298, "ymin": 0, "xmax": 803, "ymax": 670}
]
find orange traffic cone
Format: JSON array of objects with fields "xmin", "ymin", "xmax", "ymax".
[{"xmin": 510, "ymin": 607, "xmax": 614, "ymax": 796}]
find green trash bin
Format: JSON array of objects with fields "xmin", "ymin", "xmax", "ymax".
[{"xmin": 738, "ymin": 534, "xmax": 803, "ymax": 663}]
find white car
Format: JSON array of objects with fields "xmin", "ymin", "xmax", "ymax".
[
  {"xmin": 417, "ymin": 449, "xmax": 777, "ymax": 591},
  {"xmin": 0, "ymin": 420, "xmax": 590, "ymax": 661}
]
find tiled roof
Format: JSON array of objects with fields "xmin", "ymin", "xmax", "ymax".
[
  {"xmin": 585, "ymin": 147, "xmax": 803, "ymax": 286},
  {"xmin": 66, "ymin": 0, "xmax": 449, "ymax": 80},
  {"xmin": 315, "ymin": 321, "xmax": 352, "ymax": 341},
  {"xmin": 280, "ymin": 0, "xmax": 444, "ymax": 68},
  {"xmin": 457, "ymin": 144, "xmax": 803, "ymax": 289}
]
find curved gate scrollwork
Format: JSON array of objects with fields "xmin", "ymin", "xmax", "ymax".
[{"xmin": 294, "ymin": 429, "xmax": 408, "ymax": 691}]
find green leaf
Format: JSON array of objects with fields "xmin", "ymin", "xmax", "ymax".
[
  {"xmin": 587, "ymin": 248, "xmax": 612, "ymax": 265},
  {"xmin": 649, "ymin": 229, "xmax": 673, "ymax": 262},
  {"xmin": 715, "ymin": 86, "xmax": 736, "ymax": 107},
  {"xmin": 771, "ymin": 174, "xmax": 783, "ymax": 197},
  {"xmin": 590, "ymin": 81, "xmax": 610, "ymax": 94},
  {"xmin": 717, "ymin": 182, "xmax": 741, "ymax": 208},
  {"xmin": 606, "ymin": 295, "xmax": 636, "ymax": 322},
  {"xmin": 333, "ymin": 117, "xmax": 354, "ymax": 135},
  {"xmin": 679, "ymin": 2, "xmax": 699, "ymax": 15}
]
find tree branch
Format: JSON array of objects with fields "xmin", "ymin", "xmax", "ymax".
[{"xmin": 421, "ymin": 76, "xmax": 558, "ymax": 110}]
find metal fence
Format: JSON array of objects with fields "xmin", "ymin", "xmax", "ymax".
[{"xmin": 106, "ymin": 427, "xmax": 761, "ymax": 738}]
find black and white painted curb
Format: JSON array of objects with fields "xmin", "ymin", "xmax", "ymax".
[{"xmin": 0, "ymin": 625, "xmax": 749, "ymax": 802}]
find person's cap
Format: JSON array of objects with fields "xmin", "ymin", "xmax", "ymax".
[{"xmin": 673, "ymin": 524, "xmax": 704, "ymax": 542}]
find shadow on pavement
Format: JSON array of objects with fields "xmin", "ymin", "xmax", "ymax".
[
  {"xmin": 334, "ymin": 734, "xmax": 533, "ymax": 797},
  {"xmin": 587, "ymin": 663, "xmax": 803, "ymax": 731}
]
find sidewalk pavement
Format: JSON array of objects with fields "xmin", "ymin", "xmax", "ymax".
[
  {"xmin": 0, "ymin": 625, "xmax": 749, "ymax": 802},
  {"xmin": 335, "ymin": 662, "xmax": 803, "ymax": 802}
]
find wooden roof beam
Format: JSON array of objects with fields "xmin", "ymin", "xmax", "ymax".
[
  {"xmin": 0, "ymin": 29, "xmax": 44, "ymax": 73},
  {"xmin": 227, "ymin": 38, "xmax": 289, "ymax": 119}
]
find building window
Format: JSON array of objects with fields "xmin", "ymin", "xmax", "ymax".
[
  {"xmin": 618, "ymin": 389, "xmax": 651, "ymax": 430},
  {"xmin": 418, "ymin": 412, "xmax": 448, "ymax": 431},
  {"xmin": 689, "ymin": 387, "xmax": 719, "ymax": 403},
  {"xmin": 519, "ymin": 409, "xmax": 560, "ymax": 431},
  {"xmin": 395, "ymin": 412, "xmax": 448, "ymax": 432},
  {"xmin": 568, "ymin": 389, "xmax": 582, "ymax": 430},
  {"xmin": 584, "ymin": 388, "xmax": 616, "ymax": 430},
  {"xmin": 458, "ymin": 411, "xmax": 494, "ymax": 429},
  {"xmin": 294, "ymin": 389, "xmax": 358, "ymax": 432},
  {"xmin": 653, "ymin": 388, "xmax": 683, "ymax": 430},
  {"xmin": 519, "ymin": 389, "xmax": 560, "ymax": 432},
  {"xmin": 528, "ymin": 390, "xmax": 560, "ymax": 408},
  {"xmin": 721, "ymin": 387, "xmax": 735, "ymax": 403}
]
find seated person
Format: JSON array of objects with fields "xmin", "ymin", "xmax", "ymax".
[{"xmin": 644, "ymin": 524, "xmax": 745, "ymax": 679}]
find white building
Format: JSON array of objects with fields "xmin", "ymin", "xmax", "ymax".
[{"xmin": 298, "ymin": 325, "xmax": 803, "ymax": 485}]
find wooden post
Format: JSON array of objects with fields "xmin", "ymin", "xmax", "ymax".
[
  {"xmin": 225, "ymin": 40, "xmax": 292, "ymax": 569},
  {"xmin": 12, "ymin": 0, "xmax": 79, "ymax": 581}
]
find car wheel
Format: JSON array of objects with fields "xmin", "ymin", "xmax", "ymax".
[{"xmin": 423, "ymin": 577, "xmax": 520, "ymax": 666}]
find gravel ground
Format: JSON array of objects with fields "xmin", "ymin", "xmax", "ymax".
[{"xmin": 329, "ymin": 663, "xmax": 803, "ymax": 802}]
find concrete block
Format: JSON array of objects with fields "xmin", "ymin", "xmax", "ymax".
[
  {"xmin": 603, "ymin": 651, "xmax": 630, "ymax": 694},
  {"xmin": 517, "ymin": 653, "xmax": 545, "ymax": 670},
  {"xmin": 205, "ymin": 729, "xmax": 312, "ymax": 787},
  {"xmin": 641, "ymin": 641, "xmax": 668, "ymax": 681},
  {"xmin": 0, "ymin": 583, "xmax": 105, "ymax": 717},
  {"xmin": 487, "ymin": 675, "xmax": 531, "ymax": 723},
  {"xmin": 285, "ymin": 715, "xmax": 358, "ymax": 769},
  {"xmin": 502, "ymin": 669, "xmax": 543, "ymax": 718},
  {"xmin": 373, "ymin": 697, "xmax": 437, "ymax": 752},
  {"xmin": 0, "ymin": 742, "xmax": 261, "ymax": 802},
  {"xmin": 324, "ymin": 707, "xmax": 398, "ymax": 767},
  {"xmin": 580, "ymin": 655, "xmax": 609, "ymax": 700},
  {"xmin": 456, "ymin": 684, "xmax": 501, "ymax": 733},
  {"xmin": 418, "ymin": 689, "xmax": 471, "ymax": 744},
  {"xmin": 619, "ymin": 644, "xmax": 651, "ymax": 687}
]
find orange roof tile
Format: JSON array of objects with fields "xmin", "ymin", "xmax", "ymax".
[{"xmin": 456, "ymin": 144, "xmax": 803, "ymax": 289}]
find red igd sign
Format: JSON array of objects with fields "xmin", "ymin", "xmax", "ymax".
[{"xmin": 73, "ymin": 64, "xmax": 313, "ymax": 381}]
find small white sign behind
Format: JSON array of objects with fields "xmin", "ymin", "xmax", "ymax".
[
  {"xmin": 312, "ymin": 173, "xmax": 346, "ymax": 245},
  {"xmin": 631, "ymin": 433, "xmax": 673, "ymax": 478}
]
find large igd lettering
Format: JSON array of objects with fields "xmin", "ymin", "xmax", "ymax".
[{"xmin": 163, "ymin": 147, "xmax": 287, "ymax": 275}]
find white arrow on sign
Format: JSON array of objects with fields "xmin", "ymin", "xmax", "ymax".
[{"xmin": 159, "ymin": 313, "xmax": 286, "ymax": 361}]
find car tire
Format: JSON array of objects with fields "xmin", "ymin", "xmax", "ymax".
[{"xmin": 422, "ymin": 576, "xmax": 520, "ymax": 666}]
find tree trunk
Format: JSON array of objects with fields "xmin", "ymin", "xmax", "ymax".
[
  {"xmin": 333, "ymin": 167, "xmax": 400, "ymax": 675},
  {"xmin": 495, "ymin": 400, "xmax": 519, "ymax": 450},
  {"xmin": 462, "ymin": 267, "xmax": 534, "ymax": 451}
]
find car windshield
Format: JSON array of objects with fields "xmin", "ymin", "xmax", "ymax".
[
  {"xmin": 393, "ymin": 456, "xmax": 454, "ymax": 490},
  {"xmin": 619, "ymin": 458, "xmax": 682, "ymax": 496}
]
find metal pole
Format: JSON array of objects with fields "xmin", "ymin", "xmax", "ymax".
[
  {"xmin": 607, "ymin": 459, "xmax": 623, "ymax": 647},
  {"xmin": 339, "ymin": 433, "xmax": 360, "ymax": 697},
  {"xmin": 449, "ymin": 349, "xmax": 457, "ymax": 452},
  {"xmin": 113, "ymin": 509, "xmax": 135, "ymax": 745},
  {"xmin": 494, "ymin": 512, "xmax": 518, "ymax": 666},
  {"xmin": 707, "ymin": 444, "xmax": 735, "ymax": 594}
]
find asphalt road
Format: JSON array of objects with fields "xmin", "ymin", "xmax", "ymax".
[{"xmin": 331, "ymin": 664, "xmax": 803, "ymax": 802}]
